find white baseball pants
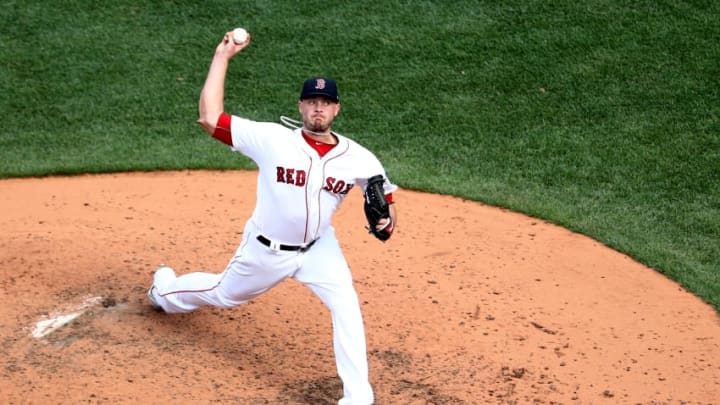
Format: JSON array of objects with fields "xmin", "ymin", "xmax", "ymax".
[{"xmin": 151, "ymin": 221, "xmax": 374, "ymax": 405}]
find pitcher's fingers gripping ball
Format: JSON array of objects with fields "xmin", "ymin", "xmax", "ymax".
[{"xmin": 232, "ymin": 27, "xmax": 249, "ymax": 44}]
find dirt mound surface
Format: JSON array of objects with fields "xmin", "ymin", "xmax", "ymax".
[{"xmin": 1, "ymin": 170, "xmax": 718, "ymax": 404}]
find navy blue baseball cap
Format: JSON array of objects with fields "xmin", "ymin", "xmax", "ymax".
[{"xmin": 300, "ymin": 77, "xmax": 339, "ymax": 102}]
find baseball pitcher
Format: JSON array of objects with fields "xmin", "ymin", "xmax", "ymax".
[{"xmin": 147, "ymin": 29, "xmax": 398, "ymax": 405}]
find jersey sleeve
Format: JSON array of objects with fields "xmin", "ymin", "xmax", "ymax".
[
  {"xmin": 352, "ymin": 143, "xmax": 399, "ymax": 195},
  {"xmin": 211, "ymin": 113, "xmax": 233, "ymax": 145},
  {"xmin": 225, "ymin": 115, "xmax": 291, "ymax": 162}
]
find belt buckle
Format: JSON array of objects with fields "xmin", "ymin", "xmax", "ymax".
[{"xmin": 269, "ymin": 240, "xmax": 282, "ymax": 251}]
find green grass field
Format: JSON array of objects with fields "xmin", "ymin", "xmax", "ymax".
[{"xmin": 2, "ymin": 1, "xmax": 719, "ymax": 310}]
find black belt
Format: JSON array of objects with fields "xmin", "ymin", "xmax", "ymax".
[{"xmin": 256, "ymin": 235, "xmax": 317, "ymax": 252}]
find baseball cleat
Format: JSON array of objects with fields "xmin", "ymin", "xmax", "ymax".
[
  {"xmin": 153, "ymin": 265, "xmax": 177, "ymax": 286},
  {"xmin": 147, "ymin": 286, "xmax": 163, "ymax": 311},
  {"xmin": 147, "ymin": 264, "xmax": 176, "ymax": 312}
]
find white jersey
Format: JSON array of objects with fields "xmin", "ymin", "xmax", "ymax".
[{"xmin": 229, "ymin": 115, "xmax": 398, "ymax": 245}]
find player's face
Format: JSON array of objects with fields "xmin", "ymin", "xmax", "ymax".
[{"xmin": 298, "ymin": 97, "xmax": 341, "ymax": 133}]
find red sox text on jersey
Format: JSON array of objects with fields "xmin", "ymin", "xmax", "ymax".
[{"xmin": 276, "ymin": 166, "xmax": 355, "ymax": 195}]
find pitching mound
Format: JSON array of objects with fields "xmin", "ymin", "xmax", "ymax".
[{"xmin": 1, "ymin": 170, "xmax": 718, "ymax": 404}]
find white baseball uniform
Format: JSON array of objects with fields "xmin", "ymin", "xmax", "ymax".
[{"xmin": 149, "ymin": 113, "xmax": 397, "ymax": 405}]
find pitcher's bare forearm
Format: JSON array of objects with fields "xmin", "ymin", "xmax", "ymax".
[
  {"xmin": 197, "ymin": 31, "xmax": 252, "ymax": 134},
  {"xmin": 197, "ymin": 56, "xmax": 229, "ymax": 134}
]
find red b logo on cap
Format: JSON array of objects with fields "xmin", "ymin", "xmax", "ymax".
[{"xmin": 315, "ymin": 79, "xmax": 326, "ymax": 90}]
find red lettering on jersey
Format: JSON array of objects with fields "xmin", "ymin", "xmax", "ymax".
[
  {"xmin": 323, "ymin": 177, "xmax": 354, "ymax": 195},
  {"xmin": 324, "ymin": 177, "xmax": 335, "ymax": 191},
  {"xmin": 333, "ymin": 180, "xmax": 346, "ymax": 193},
  {"xmin": 280, "ymin": 172, "xmax": 353, "ymax": 193},
  {"xmin": 296, "ymin": 170, "xmax": 306, "ymax": 186},
  {"xmin": 277, "ymin": 167, "xmax": 308, "ymax": 187}
]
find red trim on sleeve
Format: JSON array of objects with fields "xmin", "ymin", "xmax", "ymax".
[
  {"xmin": 212, "ymin": 113, "xmax": 232, "ymax": 146},
  {"xmin": 385, "ymin": 193, "xmax": 394, "ymax": 204}
]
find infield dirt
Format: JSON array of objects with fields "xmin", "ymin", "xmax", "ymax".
[{"xmin": 1, "ymin": 170, "xmax": 719, "ymax": 404}]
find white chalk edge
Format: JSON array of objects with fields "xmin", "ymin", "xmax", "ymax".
[{"xmin": 31, "ymin": 296, "xmax": 104, "ymax": 339}]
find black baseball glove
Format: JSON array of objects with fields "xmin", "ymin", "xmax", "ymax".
[{"xmin": 363, "ymin": 175, "xmax": 393, "ymax": 241}]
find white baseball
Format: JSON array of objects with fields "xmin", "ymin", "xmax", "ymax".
[{"xmin": 233, "ymin": 28, "xmax": 249, "ymax": 44}]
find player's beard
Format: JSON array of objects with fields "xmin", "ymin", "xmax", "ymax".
[{"xmin": 304, "ymin": 116, "xmax": 333, "ymax": 134}]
